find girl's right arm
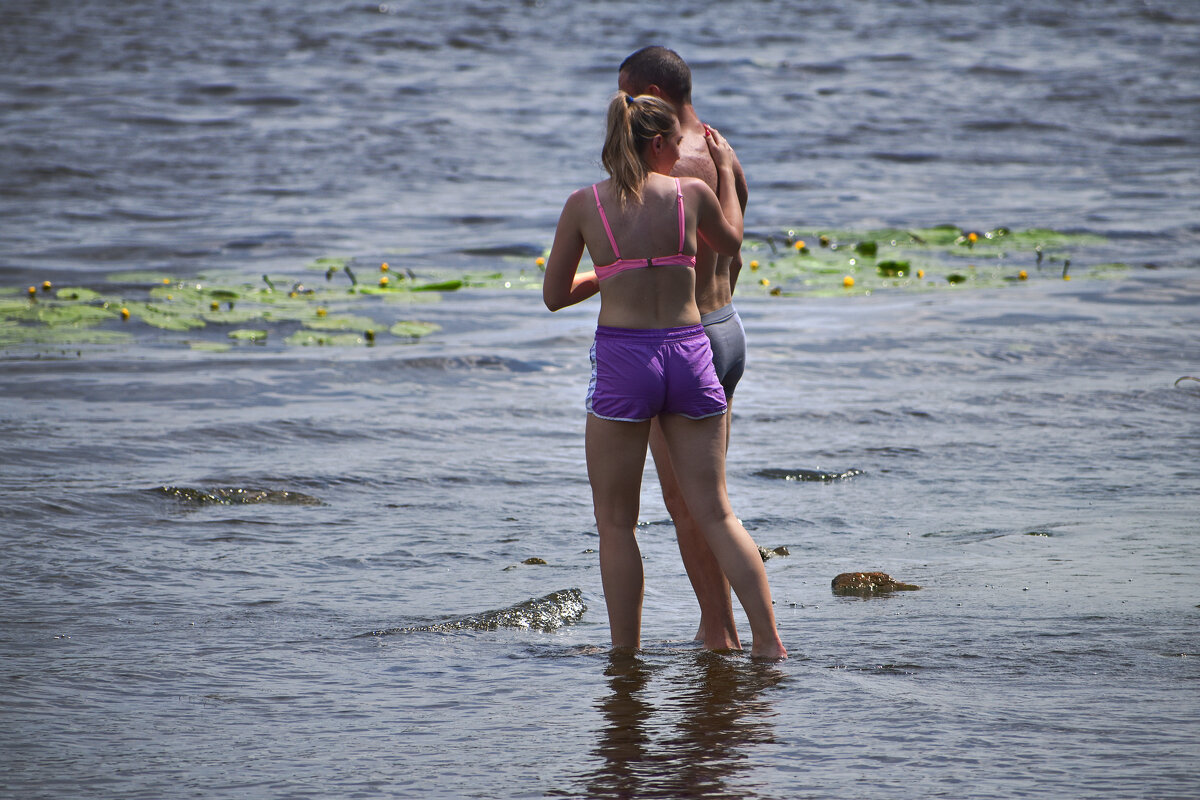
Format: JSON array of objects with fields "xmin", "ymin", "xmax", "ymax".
[{"xmin": 543, "ymin": 190, "xmax": 600, "ymax": 311}]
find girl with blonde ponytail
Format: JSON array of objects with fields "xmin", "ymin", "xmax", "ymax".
[
  {"xmin": 542, "ymin": 92, "xmax": 787, "ymax": 660},
  {"xmin": 602, "ymin": 92, "xmax": 677, "ymax": 207}
]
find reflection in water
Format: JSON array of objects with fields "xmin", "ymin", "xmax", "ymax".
[{"xmin": 583, "ymin": 650, "xmax": 785, "ymax": 799}]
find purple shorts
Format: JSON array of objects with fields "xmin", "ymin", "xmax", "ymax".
[{"xmin": 586, "ymin": 324, "xmax": 728, "ymax": 423}]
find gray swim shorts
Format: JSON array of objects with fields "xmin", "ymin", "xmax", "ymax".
[{"xmin": 700, "ymin": 302, "xmax": 746, "ymax": 399}]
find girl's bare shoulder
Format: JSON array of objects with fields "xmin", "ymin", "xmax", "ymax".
[{"xmin": 677, "ymin": 175, "xmax": 717, "ymax": 200}]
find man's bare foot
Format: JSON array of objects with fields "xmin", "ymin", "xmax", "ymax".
[{"xmin": 750, "ymin": 639, "xmax": 788, "ymax": 660}]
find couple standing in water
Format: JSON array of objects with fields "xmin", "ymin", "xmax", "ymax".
[{"xmin": 543, "ymin": 47, "xmax": 787, "ymax": 660}]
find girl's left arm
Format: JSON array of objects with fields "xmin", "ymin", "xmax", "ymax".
[{"xmin": 544, "ymin": 191, "xmax": 600, "ymax": 311}]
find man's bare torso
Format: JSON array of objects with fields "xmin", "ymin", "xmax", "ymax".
[{"xmin": 671, "ymin": 111, "xmax": 746, "ymax": 315}]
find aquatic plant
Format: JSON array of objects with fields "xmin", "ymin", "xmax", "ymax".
[
  {"xmin": 0, "ymin": 226, "xmax": 1125, "ymax": 349},
  {"xmin": 739, "ymin": 225, "xmax": 1122, "ymax": 297},
  {"xmin": 0, "ymin": 264, "xmax": 453, "ymax": 350}
]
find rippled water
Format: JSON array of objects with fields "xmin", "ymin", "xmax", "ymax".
[{"xmin": 2, "ymin": 1, "xmax": 1199, "ymax": 798}]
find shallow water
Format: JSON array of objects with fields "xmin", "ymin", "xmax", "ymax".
[{"xmin": 2, "ymin": 0, "xmax": 1199, "ymax": 798}]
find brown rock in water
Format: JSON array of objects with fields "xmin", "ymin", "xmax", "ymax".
[
  {"xmin": 758, "ymin": 545, "xmax": 791, "ymax": 561},
  {"xmin": 831, "ymin": 571, "xmax": 920, "ymax": 595}
]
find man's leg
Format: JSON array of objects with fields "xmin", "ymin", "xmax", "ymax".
[
  {"xmin": 649, "ymin": 410, "xmax": 741, "ymax": 650},
  {"xmin": 657, "ymin": 413, "xmax": 786, "ymax": 660}
]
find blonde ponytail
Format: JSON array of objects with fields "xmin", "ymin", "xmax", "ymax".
[{"xmin": 601, "ymin": 92, "xmax": 676, "ymax": 208}]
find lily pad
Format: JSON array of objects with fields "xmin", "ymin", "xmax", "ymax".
[
  {"xmin": 228, "ymin": 329, "xmax": 268, "ymax": 342},
  {"xmin": 411, "ymin": 280, "xmax": 463, "ymax": 292},
  {"xmin": 0, "ymin": 323, "xmax": 133, "ymax": 346},
  {"xmin": 124, "ymin": 302, "xmax": 207, "ymax": 330},
  {"xmin": 106, "ymin": 270, "xmax": 176, "ymax": 284},
  {"xmin": 285, "ymin": 330, "xmax": 370, "ymax": 347},
  {"xmin": 201, "ymin": 308, "xmax": 266, "ymax": 325},
  {"xmin": 20, "ymin": 304, "xmax": 118, "ymax": 328},
  {"xmin": 55, "ymin": 287, "xmax": 104, "ymax": 302},
  {"xmin": 876, "ymin": 260, "xmax": 911, "ymax": 277},
  {"xmin": 304, "ymin": 314, "xmax": 379, "ymax": 332},
  {"xmin": 188, "ymin": 340, "xmax": 233, "ymax": 352},
  {"xmin": 389, "ymin": 320, "xmax": 440, "ymax": 338}
]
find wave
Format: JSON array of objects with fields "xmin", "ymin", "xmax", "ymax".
[{"xmin": 388, "ymin": 354, "xmax": 542, "ymax": 372}]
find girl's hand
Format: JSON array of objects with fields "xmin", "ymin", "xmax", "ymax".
[{"xmin": 704, "ymin": 125, "xmax": 734, "ymax": 171}]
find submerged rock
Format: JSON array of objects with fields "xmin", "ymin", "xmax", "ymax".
[
  {"xmin": 154, "ymin": 486, "xmax": 325, "ymax": 506},
  {"xmin": 831, "ymin": 571, "xmax": 921, "ymax": 596},
  {"xmin": 758, "ymin": 545, "xmax": 791, "ymax": 561},
  {"xmin": 365, "ymin": 588, "xmax": 586, "ymax": 635},
  {"xmin": 755, "ymin": 468, "xmax": 864, "ymax": 482}
]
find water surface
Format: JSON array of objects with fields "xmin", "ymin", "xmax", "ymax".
[{"xmin": 2, "ymin": 1, "xmax": 1199, "ymax": 797}]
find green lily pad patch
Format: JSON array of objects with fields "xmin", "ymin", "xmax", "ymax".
[
  {"xmin": 1, "ymin": 225, "xmax": 1128, "ymax": 350},
  {"xmin": 0, "ymin": 257, "xmax": 465, "ymax": 351},
  {"xmin": 741, "ymin": 225, "xmax": 1124, "ymax": 296},
  {"xmin": 0, "ymin": 320, "xmax": 134, "ymax": 347}
]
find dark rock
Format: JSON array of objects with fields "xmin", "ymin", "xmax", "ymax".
[
  {"xmin": 362, "ymin": 588, "xmax": 586, "ymax": 635},
  {"xmin": 758, "ymin": 545, "xmax": 791, "ymax": 561},
  {"xmin": 755, "ymin": 468, "xmax": 864, "ymax": 482},
  {"xmin": 154, "ymin": 485, "xmax": 324, "ymax": 506},
  {"xmin": 832, "ymin": 571, "xmax": 920, "ymax": 595}
]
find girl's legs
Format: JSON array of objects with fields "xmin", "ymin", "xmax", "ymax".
[
  {"xmin": 585, "ymin": 414, "xmax": 653, "ymax": 650},
  {"xmin": 657, "ymin": 413, "xmax": 787, "ymax": 659}
]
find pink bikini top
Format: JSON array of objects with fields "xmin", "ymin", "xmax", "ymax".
[{"xmin": 592, "ymin": 178, "xmax": 697, "ymax": 282}]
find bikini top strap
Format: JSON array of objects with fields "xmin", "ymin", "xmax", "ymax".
[
  {"xmin": 592, "ymin": 184, "xmax": 622, "ymax": 259},
  {"xmin": 674, "ymin": 178, "xmax": 685, "ymax": 255}
]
